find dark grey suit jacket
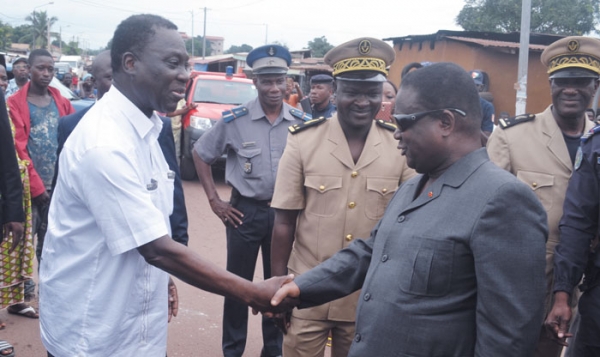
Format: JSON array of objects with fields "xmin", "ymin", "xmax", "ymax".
[
  {"xmin": 295, "ymin": 148, "xmax": 547, "ymax": 357},
  {"xmin": 0, "ymin": 90, "xmax": 24, "ymax": 224}
]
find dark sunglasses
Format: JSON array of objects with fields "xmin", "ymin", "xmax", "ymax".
[{"xmin": 392, "ymin": 108, "xmax": 467, "ymax": 131}]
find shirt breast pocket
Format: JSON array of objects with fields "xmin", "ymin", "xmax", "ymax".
[
  {"xmin": 304, "ymin": 175, "xmax": 342, "ymax": 217},
  {"xmin": 398, "ymin": 237, "xmax": 454, "ymax": 297},
  {"xmin": 365, "ymin": 177, "xmax": 399, "ymax": 220},
  {"xmin": 237, "ymin": 148, "xmax": 262, "ymax": 179},
  {"xmin": 148, "ymin": 170, "xmax": 175, "ymax": 216},
  {"xmin": 516, "ymin": 170, "xmax": 554, "ymax": 212}
]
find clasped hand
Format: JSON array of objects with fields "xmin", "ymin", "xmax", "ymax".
[{"xmin": 249, "ymin": 274, "xmax": 301, "ymax": 334}]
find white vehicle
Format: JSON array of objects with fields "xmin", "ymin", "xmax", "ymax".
[{"xmin": 59, "ymin": 55, "xmax": 84, "ymax": 77}]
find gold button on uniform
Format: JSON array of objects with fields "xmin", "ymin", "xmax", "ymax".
[
  {"xmin": 319, "ymin": 185, "xmax": 325, "ymax": 191},
  {"xmin": 382, "ymin": 188, "xmax": 388, "ymax": 193},
  {"xmin": 351, "ymin": 171, "xmax": 358, "ymax": 178},
  {"xmin": 348, "ymin": 202, "xmax": 356, "ymax": 209},
  {"xmin": 346, "ymin": 234, "xmax": 353, "ymax": 241},
  {"xmin": 532, "ymin": 182, "xmax": 538, "ymax": 188}
]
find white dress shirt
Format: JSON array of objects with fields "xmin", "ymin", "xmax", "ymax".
[{"xmin": 40, "ymin": 86, "xmax": 174, "ymax": 357}]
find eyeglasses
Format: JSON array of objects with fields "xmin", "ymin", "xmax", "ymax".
[
  {"xmin": 13, "ymin": 65, "xmax": 28, "ymax": 70},
  {"xmin": 392, "ymin": 108, "xmax": 467, "ymax": 131}
]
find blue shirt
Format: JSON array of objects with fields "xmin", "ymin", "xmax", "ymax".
[
  {"xmin": 27, "ymin": 98, "xmax": 59, "ymax": 190},
  {"xmin": 479, "ymin": 97, "xmax": 494, "ymax": 132}
]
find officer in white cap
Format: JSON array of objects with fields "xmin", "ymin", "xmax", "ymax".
[
  {"xmin": 488, "ymin": 36, "xmax": 600, "ymax": 357},
  {"xmin": 270, "ymin": 37, "xmax": 415, "ymax": 357}
]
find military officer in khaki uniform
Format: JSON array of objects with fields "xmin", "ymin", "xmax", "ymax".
[
  {"xmin": 487, "ymin": 36, "xmax": 600, "ymax": 357},
  {"xmin": 270, "ymin": 38, "xmax": 415, "ymax": 357}
]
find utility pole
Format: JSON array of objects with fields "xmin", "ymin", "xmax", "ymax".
[
  {"xmin": 264, "ymin": 24, "xmax": 268, "ymax": 45},
  {"xmin": 202, "ymin": 7, "xmax": 207, "ymax": 59},
  {"xmin": 190, "ymin": 10, "xmax": 194, "ymax": 58},
  {"xmin": 47, "ymin": 19, "xmax": 51, "ymax": 51},
  {"xmin": 515, "ymin": 0, "xmax": 532, "ymax": 115}
]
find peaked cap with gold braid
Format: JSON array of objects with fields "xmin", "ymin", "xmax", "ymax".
[
  {"xmin": 324, "ymin": 37, "xmax": 395, "ymax": 82},
  {"xmin": 541, "ymin": 36, "xmax": 600, "ymax": 78}
]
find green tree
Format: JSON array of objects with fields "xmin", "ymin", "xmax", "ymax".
[
  {"xmin": 307, "ymin": 36, "xmax": 334, "ymax": 57},
  {"xmin": 456, "ymin": 0, "xmax": 600, "ymax": 35},
  {"xmin": 185, "ymin": 35, "xmax": 212, "ymax": 57},
  {"xmin": 0, "ymin": 20, "xmax": 13, "ymax": 50},
  {"xmin": 11, "ymin": 24, "xmax": 32, "ymax": 44},
  {"xmin": 225, "ymin": 44, "xmax": 253, "ymax": 54},
  {"xmin": 24, "ymin": 10, "xmax": 58, "ymax": 49}
]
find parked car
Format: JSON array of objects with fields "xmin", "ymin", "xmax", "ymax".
[
  {"xmin": 54, "ymin": 62, "xmax": 72, "ymax": 81},
  {"xmin": 49, "ymin": 77, "xmax": 94, "ymax": 113},
  {"xmin": 180, "ymin": 70, "xmax": 257, "ymax": 180}
]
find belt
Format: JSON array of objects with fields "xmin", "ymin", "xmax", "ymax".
[
  {"xmin": 238, "ymin": 195, "xmax": 271, "ymax": 207},
  {"xmin": 231, "ymin": 188, "xmax": 271, "ymax": 207}
]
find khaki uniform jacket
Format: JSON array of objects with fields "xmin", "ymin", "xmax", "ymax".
[
  {"xmin": 272, "ymin": 115, "xmax": 415, "ymax": 321},
  {"xmin": 486, "ymin": 106, "xmax": 594, "ymax": 310}
]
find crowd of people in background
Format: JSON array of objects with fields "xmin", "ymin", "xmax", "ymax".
[{"xmin": 1, "ymin": 12, "xmax": 600, "ymax": 357}]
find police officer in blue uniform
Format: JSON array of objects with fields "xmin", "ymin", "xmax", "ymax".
[
  {"xmin": 545, "ymin": 38, "xmax": 600, "ymax": 356},
  {"xmin": 192, "ymin": 44, "xmax": 310, "ymax": 357},
  {"xmin": 309, "ymin": 74, "xmax": 336, "ymax": 119}
]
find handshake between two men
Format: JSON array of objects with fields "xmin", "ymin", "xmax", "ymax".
[{"xmin": 248, "ymin": 274, "xmax": 301, "ymax": 333}]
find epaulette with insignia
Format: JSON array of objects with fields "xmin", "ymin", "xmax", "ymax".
[
  {"xmin": 289, "ymin": 108, "xmax": 312, "ymax": 122},
  {"xmin": 376, "ymin": 119, "xmax": 397, "ymax": 132},
  {"xmin": 581, "ymin": 125, "xmax": 600, "ymax": 144},
  {"xmin": 222, "ymin": 106, "xmax": 249, "ymax": 123},
  {"xmin": 288, "ymin": 117, "xmax": 327, "ymax": 134},
  {"xmin": 499, "ymin": 113, "xmax": 535, "ymax": 129}
]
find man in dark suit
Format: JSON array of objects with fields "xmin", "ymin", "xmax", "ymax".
[
  {"xmin": 0, "ymin": 90, "xmax": 24, "ymax": 252},
  {"xmin": 0, "ymin": 89, "xmax": 21, "ymax": 357},
  {"xmin": 269, "ymin": 63, "xmax": 548, "ymax": 356},
  {"xmin": 55, "ymin": 50, "xmax": 189, "ymax": 245}
]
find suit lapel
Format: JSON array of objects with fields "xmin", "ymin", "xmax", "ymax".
[
  {"xmin": 399, "ymin": 149, "xmax": 489, "ymax": 215},
  {"xmin": 355, "ymin": 122, "xmax": 381, "ymax": 171},
  {"xmin": 541, "ymin": 107, "xmax": 595, "ymax": 173},
  {"xmin": 328, "ymin": 118, "xmax": 355, "ymax": 170}
]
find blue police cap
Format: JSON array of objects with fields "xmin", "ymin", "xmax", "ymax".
[
  {"xmin": 310, "ymin": 74, "xmax": 334, "ymax": 85},
  {"xmin": 246, "ymin": 45, "xmax": 291, "ymax": 75}
]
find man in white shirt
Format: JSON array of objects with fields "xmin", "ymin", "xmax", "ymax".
[{"xmin": 39, "ymin": 14, "xmax": 293, "ymax": 357}]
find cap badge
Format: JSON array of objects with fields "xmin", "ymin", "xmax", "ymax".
[
  {"xmin": 358, "ymin": 40, "xmax": 371, "ymax": 55},
  {"xmin": 568, "ymin": 40, "xmax": 579, "ymax": 52},
  {"xmin": 268, "ymin": 46, "xmax": 276, "ymax": 56}
]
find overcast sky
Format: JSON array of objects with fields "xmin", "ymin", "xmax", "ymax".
[{"xmin": 2, "ymin": 0, "xmax": 466, "ymax": 53}]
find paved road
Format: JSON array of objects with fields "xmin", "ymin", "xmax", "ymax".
[{"xmin": 0, "ymin": 176, "xmax": 275, "ymax": 356}]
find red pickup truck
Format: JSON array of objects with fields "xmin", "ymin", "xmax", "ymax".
[{"xmin": 180, "ymin": 70, "xmax": 257, "ymax": 180}]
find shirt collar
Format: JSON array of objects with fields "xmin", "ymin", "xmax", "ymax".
[
  {"xmin": 105, "ymin": 86, "xmax": 163, "ymax": 143},
  {"xmin": 248, "ymin": 97, "xmax": 295, "ymax": 124}
]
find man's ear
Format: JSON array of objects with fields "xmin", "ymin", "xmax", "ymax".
[
  {"xmin": 122, "ymin": 52, "xmax": 137, "ymax": 75},
  {"xmin": 438, "ymin": 109, "xmax": 456, "ymax": 137}
]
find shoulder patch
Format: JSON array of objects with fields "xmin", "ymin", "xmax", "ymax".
[
  {"xmin": 581, "ymin": 124, "xmax": 600, "ymax": 144},
  {"xmin": 499, "ymin": 113, "xmax": 535, "ymax": 129},
  {"xmin": 222, "ymin": 106, "xmax": 249, "ymax": 123},
  {"xmin": 376, "ymin": 119, "xmax": 397, "ymax": 132},
  {"xmin": 288, "ymin": 117, "xmax": 327, "ymax": 134},
  {"xmin": 289, "ymin": 108, "xmax": 313, "ymax": 122}
]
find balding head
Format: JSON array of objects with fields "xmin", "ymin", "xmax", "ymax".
[
  {"xmin": 91, "ymin": 50, "xmax": 113, "ymax": 99},
  {"xmin": 400, "ymin": 62, "xmax": 482, "ymax": 137}
]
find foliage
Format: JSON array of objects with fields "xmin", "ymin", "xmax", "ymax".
[
  {"xmin": 24, "ymin": 10, "xmax": 58, "ymax": 49},
  {"xmin": 0, "ymin": 20, "xmax": 12, "ymax": 50},
  {"xmin": 307, "ymin": 36, "xmax": 334, "ymax": 58},
  {"xmin": 185, "ymin": 35, "xmax": 212, "ymax": 57},
  {"xmin": 271, "ymin": 41, "xmax": 288, "ymax": 49},
  {"xmin": 225, "ymin": 44, "xmax": 254, "ymax": 54},
  {"xmin": 11, "ymin": 24, "xmax": 32, "ymax": 44},
  {"xmin": 456, "ymin": 0, "xmax": 600, "ymax": 35}
]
